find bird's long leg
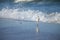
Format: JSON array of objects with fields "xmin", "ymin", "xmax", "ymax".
[{"xmin": 36, "ymin": 21, "xmax": 39, "ymax": 32}]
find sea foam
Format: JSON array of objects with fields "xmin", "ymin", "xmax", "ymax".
[{"xmin": 0, "ymin": 7, "xmax": 60, "ymax": 24}]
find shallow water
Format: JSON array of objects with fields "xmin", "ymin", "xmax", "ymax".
[{"xmin": 0, "ymin": 19, "xmax": 60, "ymax": 40}]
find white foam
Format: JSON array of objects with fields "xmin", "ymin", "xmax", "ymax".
[
  {"xmin": 0, "ymin": 7, "xmax": 60, "ymax": 24},
  {"xmin": 14, "ymin": 0, "xmax": 33, "ymax": 3}
]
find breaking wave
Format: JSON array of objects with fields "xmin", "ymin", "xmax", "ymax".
[
  {"xmin": 0, "ymin": 0, "xmax": 60, "ymax": 3},
  {"xmin": 0, "ymin": 7, "xmax": 60, "ymax": 24}
]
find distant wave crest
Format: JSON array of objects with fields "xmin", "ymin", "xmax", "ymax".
[{"xmin": 0, "ymin": 0, "xmax": 60, "ymax": 3}]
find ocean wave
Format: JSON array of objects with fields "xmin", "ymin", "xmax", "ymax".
[
  {"xmin": 0, "ymin": 7, "xmax": 60, "ymax": 24},
  {"xmin": 0, "ymin": 0, "xmax": 60, "ymax": 3}
]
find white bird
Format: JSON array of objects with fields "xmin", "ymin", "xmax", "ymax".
[{"xmin": 36, "ymin": 16, "xmax": 40, "ymax": 33}]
